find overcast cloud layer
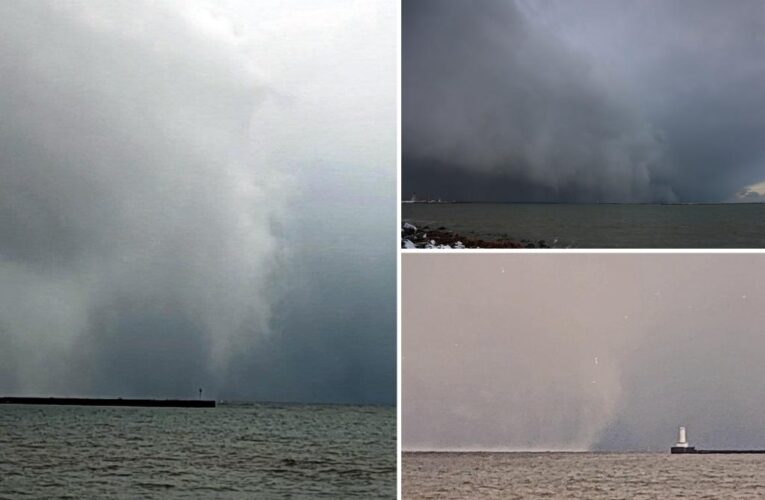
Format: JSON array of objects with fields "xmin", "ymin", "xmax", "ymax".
[
  {"xmin": 403, "ymin": 254, "xmax": 765, "ymax": 451},
  {"xmin": 0, "ymin": 0, "xmax": 395, "ymax": 404},
  {"xmin": 403, "ymin": 0, "xmax": 765, "ymax": 203}
]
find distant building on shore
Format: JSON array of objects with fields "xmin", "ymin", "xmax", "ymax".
[{"xmin": 403, "ymin": 192, "xmax": 454, "ymax": 204}]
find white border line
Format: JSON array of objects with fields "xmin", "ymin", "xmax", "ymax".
[
  {"xmin": 396, "ymin": 2, "xmax": 765, "ymax": 493},
  {"xmin": 401, "ymin": 248, "xmax": 765, "ymax": 254},
  {"xmin": 395, "ymin": 0, "xmax": 403, "ymax": 495}
]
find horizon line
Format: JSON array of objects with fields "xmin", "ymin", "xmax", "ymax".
[
  {"xmin": 0, "ymin": 394, "xmax": 395, "ymax": 408},
  {"xmin": 403, "ymin": 449, "xmax": 658, "ymax": 454},
  {"xmin": 401, "ymin": 201, "xmax": 765, "ymax": 206}
]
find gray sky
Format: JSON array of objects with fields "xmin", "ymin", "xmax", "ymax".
[
  {"xmin": 0, "ymin": 0, "xmax": 395, "ymax": 404},
  {"xmin": 403, "ymin": 0, "xmax": 765, "ymax": 203},
  {"xmin": 403, "ymin": 254, "xmax": 765, "ymax": 451}
]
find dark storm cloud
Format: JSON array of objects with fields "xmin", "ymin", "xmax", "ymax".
[
  {"xmin": 403, "ymin": 0, "xmax": 765, "ymax": 202},
  {"xmin": 403, "ymin": 254, "xmax": 765, "ymax": 451},
  {"xmin": 0, "ymin": 1, "xmax": 395, "ymax": 404}
]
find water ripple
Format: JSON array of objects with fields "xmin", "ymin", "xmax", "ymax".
[{"xmin": 0, "ymin": 403, "xmax": 395, "ymax": 499}]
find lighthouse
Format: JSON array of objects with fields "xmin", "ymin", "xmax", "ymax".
[
  {"xmin": 671, "ymin": 425, "xmax": 696, "ymax": 453},
  {"xmin": 670, "ymin": 425, "xmax": 765, "ymax": 454},
  {"xmin": 676, "ymin": 426, "xmax": 689, "ymax": 448}
]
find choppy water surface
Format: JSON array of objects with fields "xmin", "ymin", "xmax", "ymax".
[
  {"xmin": 0, "ymin": 403, "xmax": 395, "ymax": 499},
  {"xmin": 404, "ymin": 452, "xmax": 765, "ymax": 499},
  {"xmin": 402, "ymin": 203, "xmax": 765, "ymax": 248}
]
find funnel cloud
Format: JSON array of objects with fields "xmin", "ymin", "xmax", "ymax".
[
  {"xmin": 0, "ymin": 1, "xmax": 395, "ymax": 404},
  {"xmin": 403, "ymin": 254, "xmax": 765, "ymax": 451}
]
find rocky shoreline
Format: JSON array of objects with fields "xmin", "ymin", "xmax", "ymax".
[{"xmin": 401, "ymin": 222, "xmax": 551, "ymax": 249}]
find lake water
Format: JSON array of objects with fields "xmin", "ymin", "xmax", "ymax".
[
  {"xmin": 403, "ymin": 452, "xmax": 765, "ymax": 499},
  {"xmin": 402, "ymin": 203, "xmax": 765, "ymax": 248},
  {"xmin": 0, "ymin": 403, "xmax": 395, "ymax": 499}
]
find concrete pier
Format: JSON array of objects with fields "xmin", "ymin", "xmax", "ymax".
[
  {"xmin": 671, "ymin": 447, "xmax": 765, "ymax": 454},
  {"xmin": 0, "ymin": 396, "xmax": 215, "ymax": 408},
  {"xmin": 670, "ymin": 426, "xmax": 765, "ymax": 454}
]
